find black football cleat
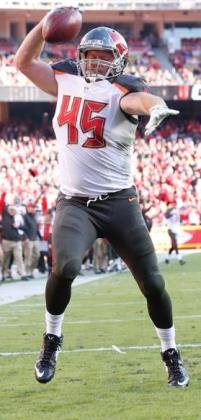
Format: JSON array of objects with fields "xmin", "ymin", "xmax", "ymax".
[
  {"xmin": 35, "ymin": 333, "xmax": 63, "ymax": 384},
  {"xmin": 161, "ymin": 348, "xmax": 189, "ymax": 387}
]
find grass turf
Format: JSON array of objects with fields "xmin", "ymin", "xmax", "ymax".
[{"xmin": 0, "ymin": 253, "xmax": 201, "ymax": 419}]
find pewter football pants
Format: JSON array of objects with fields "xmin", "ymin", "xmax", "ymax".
[{"xmin": 45, "ymin": 188, "xmax": 172, "ymax": 328}]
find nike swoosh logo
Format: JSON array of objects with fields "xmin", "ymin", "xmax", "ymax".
[
  {"xmin": 177, "ymin": 377, "xmax": 189, "ymax": 386},
  {"xmin": 35, "ymin": 367, "xmax": 45, "ymax": 378},
  {"xmin": 128, "ymin": 197, "xmax": 136, "ymax": 202}
]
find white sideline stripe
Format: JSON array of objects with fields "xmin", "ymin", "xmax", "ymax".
[
  {"xmin": 0, "ymin": 302, "xmax": 143, "ymax": 313},
  {"xmin": 1, "ymin": 313, "xmax": 201, "ymax": 327},
  {"xmin": 0, "ymin": 272, "xmax": 116, "ymax": 306},
  {"xmin": 112, "ymin": 345, "xmax": 126, "ymax": 354},
  {"xmin": 2, "ymin": 301, "xmax": 143, "ymax": 308},
  {"xmin": 183, "ymin": 289, "xmax": 201, "ymax": 292},
  {"xmin": 0, "ymin": 342, "xmax": 201, "ymax": 357}
]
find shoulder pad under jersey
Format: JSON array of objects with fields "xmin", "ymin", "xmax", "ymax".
[
  {"xmin": 51, "ymin": 59, "xmax": 78, "ymax": 75},
  {"xmin": 113, "ymin": 74, "xmax": 149, "ymax": 93}
]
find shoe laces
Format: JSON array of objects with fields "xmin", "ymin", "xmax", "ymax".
[
  {"xmin": 41, "ymin": 334, "xmax": 62, "ymax": 366},
  {"xmin": 163, "ymin": 349, "xmax": 183, "ymax": 377}
]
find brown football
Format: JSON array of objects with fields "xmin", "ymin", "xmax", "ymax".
[{"xmin": 42, "ymin": 7, "xmax": 82, "ymax": 43}]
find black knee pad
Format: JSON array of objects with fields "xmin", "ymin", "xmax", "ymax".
[{"xmin": 54, "ymin": 257, "xmax": 82, "ymax": 281}]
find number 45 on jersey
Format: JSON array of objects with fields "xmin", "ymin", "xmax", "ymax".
[{"xmin": 57, "ymin": 95, "xmax": 107, "ymax": 148}]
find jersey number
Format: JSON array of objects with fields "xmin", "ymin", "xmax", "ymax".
[{"xmin": 57, "ymin": 95, "xmax": 107, "ymax": 148}]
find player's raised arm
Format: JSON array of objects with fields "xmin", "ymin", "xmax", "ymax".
[
  {"xmin": 14, "ymin": 18, "xmax": 57, "ymax": 97},
  {"xmin": 120, "ymin": 91, "xmax": 179, "ymax": 135},
  {"xmin": 14, "ymin": 7, "xmax": 82, "ymax": 98}
]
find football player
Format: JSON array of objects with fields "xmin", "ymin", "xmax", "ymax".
[
  {"xmin": 14, "ymin": 21, "xmax": 189, "ymax": 387},
  {"xmin": 165, "ymin": 201, "xmax": 186, "ymax": 265}
]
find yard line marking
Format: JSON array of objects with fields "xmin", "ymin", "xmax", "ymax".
[
  {"xmin": 1, "ymin": 313, "xmax": 201, "ymax": 327},
  {"xmin": 112, "ymin": 345, "xmax": 126, "ymax": 354},
  {"xmin": 0, "ymin": 301, "xmax": 143, "ymax": 310},
  {"xmin": 1, "ymin": 342, "xmax": 201, "ymax": 356},
  {"xmin": 183, "ymin": 289, "xmax": 201, "ymax": 292},
  {"xmin": 0, "ymin": 307, "xmax": 35, "ymax": 313},
  {"xmin": 0, "ymin": 322, "xmax": 44, "ymax": 327},
  {"xmin": 176, "ymin": 315, "xmax": 201, "ymax": 319}
]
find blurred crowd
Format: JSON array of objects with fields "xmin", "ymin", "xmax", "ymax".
[
  {"xmin": 0, "ymin": 118, "xmax": 200, "ymax": 224},
  {"xmin": 135, "ymin": 119, "xmax": 201, "ymax": 226},
  {"xmin": 1, "ymin": 34, "xmax": 201, "ymax": 86},
  {"xmin": 0, "ymin": 117, "xmax": 200, "ymax": 281},
  {"xmin": 168, "ymin": 38, "xmax": 201, "ymax": 85},
  {"xmin": 0, "ymin": 193, "xmax": 127, "ymax": 281},
  {"xmin": 1, "ymin": 28, "xmax": 201, "ymax": 282}
]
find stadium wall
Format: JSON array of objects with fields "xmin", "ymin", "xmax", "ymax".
[
  {"xmin": 151, "ymin": 226, "xmax": 201, "ymax": 251},
  {"xmin": 1, "ymin": 9, "xmax": 201, "ymax": 40}
]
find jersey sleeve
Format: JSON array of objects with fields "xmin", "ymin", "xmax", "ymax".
[
  {"xmin": 112, "ymin": 74, "xmax": 150, "ymax": 124},
  {"xmin": 112, "ymin": 74, "xmax": 149, "ymax": 125},
  {"xmin": 113, "ymin": 74, "xmax": 149, "ymax": 93},
  {"xmin": 51, "ymin": 59, "xmax": 78, "ymax": 75}
]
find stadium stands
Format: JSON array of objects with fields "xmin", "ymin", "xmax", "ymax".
[
  {"xmin": 0, "ymin": 2, "xmax": 200, "ymax": 227},
  {"xmin": 0, "ymin": 119, "xmax": 200, "ymax": 225},
  {"xmin": 1, "ymin": 35, "xmax": 201, "ymax": 87},
  {"xmin": 0, "ymin": 1, "xmax": 201, "ymax": 280}
]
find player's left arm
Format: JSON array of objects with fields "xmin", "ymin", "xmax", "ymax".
[{"xmin": 120, "ymin": 91, "xmax": 179, "ymax": 136}]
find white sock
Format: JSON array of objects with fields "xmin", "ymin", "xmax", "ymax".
[
  {"xmin": 117, "ymin": 257, "xmax": 122, "ymax": 271},
  {"xmin": 45, "ymin": 310, "xmax": 64, "ymax": 337},
  {"xmin": 155, "ymin": 325, "xmax": 176, "ymax": 352}
]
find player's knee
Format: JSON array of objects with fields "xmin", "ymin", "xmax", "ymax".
[
  {"xmin": 54, "ymin": 257, "xmax": 82, "ymax": 282},
  {"xmin": 144, "ymin": 272, "xmax": 165, "ymax": 299},
  {"xmin": 62, "ymin": 258, "xmax": 82, "ymax": 281}
]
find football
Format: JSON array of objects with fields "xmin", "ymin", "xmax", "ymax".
[{"xmin": 42, "ymin": 7, "xmax": 82, "ymax": 43}]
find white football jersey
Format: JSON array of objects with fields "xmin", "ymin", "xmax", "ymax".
[
  {"xmin": 165, "ymin": 208, "xmax": 181, "ymax": 234},
  {"xmin": 52, "ymin": 68, "xmax": 138, "ymax": 197}
]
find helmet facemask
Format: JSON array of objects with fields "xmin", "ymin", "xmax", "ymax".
[{"xmin": 78, "ymin": 51, "xmax": 125, "ymax": 82}]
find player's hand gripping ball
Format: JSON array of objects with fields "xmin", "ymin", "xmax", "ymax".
[{"xmin": 42, "ymin": 7, "xmax": 82, "ymax": 43}]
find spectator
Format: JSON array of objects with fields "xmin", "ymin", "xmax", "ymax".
[
  {"xmin": 1, "ymin": 204, "xmax": 28, "ymax": 281},
  {"xmin": 164, "ymin": 202, "xmax": 185, "ymax": 265},
  {"xmin": 140, "ymin": 200, "xmax": 153, "ymax": 232},
  {"xmin": 23, "ymin": 203, "xmax": 40, "ymax": 278},
  {"xmin": 92, "ymin": 239, "xmax": 108, "ymax": 274}
]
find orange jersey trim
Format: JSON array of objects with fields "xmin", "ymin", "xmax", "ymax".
[
  {"xmin": 53, "ymin": 69, "xmax": 66, "ymax": 75},
  {"xmin": 114, "ymin": 82, "xmax": 129, "ymax": 94}
]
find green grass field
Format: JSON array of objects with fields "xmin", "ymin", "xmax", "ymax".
[{"xmin": 0, "ymin": 253, "xmax": 201, "ymax": 420}]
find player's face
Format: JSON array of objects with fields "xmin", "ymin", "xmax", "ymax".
[{"xmin": 85, "ymin": 50, "xmax": 114, "ymax": 76}]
